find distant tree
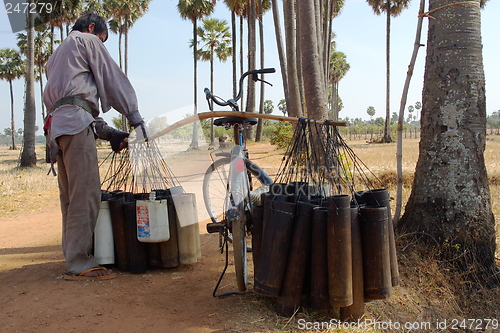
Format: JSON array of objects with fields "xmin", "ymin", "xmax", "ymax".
[
  {"xmin": 17, "ymin": 25, "xmax": 52, "ymax": 119},
  {"xmin": 414, "ymin": 100, "xmax": 422, "ymax": 120},
  {"xmin": 329, "ymin": 49, "xmax": 350, "ymax": 121},
  {"xmin": 366, "ymin": 106, "xmax": 376, "ymax": 120},
  {"xmin": 0, "ymin": 48, "xmax": 24, "ymax": 150},
  {"xmin": 194, "ymin": 17, "xmax": 232, "ymax": 145},
  {"xmin": 263, "ymin": 100, "xmax": 274, "ymax": 114},
  {"xmin": 366, "ymin": 0, "xmax": 411, "ymax": 143},
  {"xmin": 177, "ymin": 0, "xmax": 216, "ymax": 149},
  {"xmin": 278, "ymin": 99, "xmax": 287, "ymax": 116},
  {"xmin": 106, "ymin": 0, "xmax": 152, "ymax": 131},
  {"xmin": 407, "ymin": 105, "xmax": 414, "ymax": 123},
  {"xmin": 391, "ymin": 111, "xmax": 398, "ymax": 123}
]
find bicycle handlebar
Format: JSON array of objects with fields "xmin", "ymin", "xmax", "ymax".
[{"xmin": 205, "ymin": 68, "xmax": 276, "ymax": 111}]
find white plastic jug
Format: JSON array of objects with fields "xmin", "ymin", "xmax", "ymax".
[
  {"xmin": 94, "ymin": 201, "xmax": 115, "ymax": 265},
  {"xmin": 172, "ymin": 193, "xmax": 201, "ymax": 264},
  {"xmin": 136, "ymin": 199, "xmax": 170, "ymax": 243}
]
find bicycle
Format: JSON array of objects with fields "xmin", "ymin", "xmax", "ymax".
[{"xmin": 203, "ymin": 68, "xmax": 276, "ymax": 295}]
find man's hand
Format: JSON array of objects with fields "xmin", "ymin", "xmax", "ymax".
[{"xmin": 109, "ymin": 130, "xmax": 130, "ymax": 152}]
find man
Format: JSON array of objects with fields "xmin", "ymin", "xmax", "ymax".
[{"xmin": 43, "ymin": 12, "xmax": 148, "ymax": 280}]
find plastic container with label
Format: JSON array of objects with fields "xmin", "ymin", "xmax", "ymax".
[{"xmin": 136, "ymin": 199, "xmax": 170, "ymax": 243}]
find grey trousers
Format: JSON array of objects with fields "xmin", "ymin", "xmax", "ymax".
[{"xmin": 56, "ymin": 126, "xmax": 100, "ymax": 275}]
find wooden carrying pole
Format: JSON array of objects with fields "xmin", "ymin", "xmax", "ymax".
[{"xmin": 149, "ymin": 111, "xmax": 347, "ymax": 141}]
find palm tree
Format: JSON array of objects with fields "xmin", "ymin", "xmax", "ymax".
[
  {"xmin": 105, "ymin": 0, "xmax": 151, "ymax": 76},
  {"xmin": 366, "ymin": 106, "xmax": 376, "ymax": 121},
  {"xmin": 223, "ymin": 0, "xmax": 246, "ymax": 97},
  {"xmin": 194, "ymin": 18, "xmax": 232, "ymax": 145},
  {"xmin": 177, "ymin": 0, "xmax": 216, "ymax": 149},
  {"xmin": 20, "ymin": 0, "xmax": 37, "ymax": 167},
  {"xmin": 0, "ymin": 48, "xmax": 24, "ymax": 150},
  {"xmin": 255, "ymin": 0, "xmax": 271, "ymax": 142},
  {"xmin": 105, "ymin": 0, "xmax": 152, "ymax": 131},
  {"xmin": 17, "ymin": 25, "xmax": 52, "ymax": 120},
  {"xmin": 366, "ymin": 0, "xmax": 410, "ymax": 143},
  {"xmin": 39, "ymin": 0, "xmax": 81, "ymax": 53},
  {"xmin": 329, "ymin": 50, "xmax": 350, "ymax": 121},
  {"xmin": 399, "ymin": 0, "xmax": 495, "ymax": 277}
]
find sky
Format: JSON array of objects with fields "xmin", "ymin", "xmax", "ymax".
[{"xmin": 1, "ymin": 0, "xmax": 499, "ymax": 135}]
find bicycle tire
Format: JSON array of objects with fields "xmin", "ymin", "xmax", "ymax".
[
  {"xmin": 202, "ymin": 158, "xmax": 270, "ymax": 224},
  {"xmin": 232, "ymin": 216, "xmax": 248, "ymax": 291},
  {"xmin": 203, "ymin": 156, "xmax": 271, "ymax": 292}
]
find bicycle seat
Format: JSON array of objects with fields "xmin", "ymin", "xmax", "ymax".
[{"xmin": 214, "ymin": 116, "xmax": 258, "ymax": 127}]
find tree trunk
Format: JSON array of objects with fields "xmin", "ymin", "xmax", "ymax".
[
  {"xmin": 239, "ymin": 16, "xmax": 245, "ymax": 109},
  {"xmin": 119, "ymin": 30, "xmax": 123, "ymax": 70},
  {"xmin": 121, "ymin": 17, "xmax": 129, "ymax": 132},
  {"xmin": 9, "ymin": 80, "xmax": 16, "ymax": 150},
  {"xmin": 394, "ymin": 0, "xmax": 425, "ymax": 227},
  {"xmin": 245, "ymin": 0, "xmax": 257, "ymax": 139},
  {"xmin": 210, "ymin": 54, "xmax": 215, "ymax": 146},
  {"xmin": 383, "ymin": 4, "xmax": 392, "ymax": 143},
  {"xmin": 295, "ymin": 6, "xmax": 306, "ymax": 117},
  {"xmin": 270, "ymin": 0, "xmax": 290, "ymax": 115},
  {"xmin": 296, "ymin": 0, "xmax": 327, "ymax": 120},
  {"xmin": 283, "ymin": 0, "xmax": 303, "ymax": 118},
  {"xmin": 398, "ymin": 0, "xmax": 495, "ymax": 276},
  {"xmin": 21, "ymin": 2, "xmax": 37, "ymax": 167},
  {"xmin": 231, "ymin": 11, "xmax": 237, "ymax": 98},
  {"xmin": 190, "ymin": 19, "xmax": 199, "ymax": 149},
  {"xmin": 255, "ymin": 0, "xmax": 265, "ymax": 142},
  {"xmin": 39, "ymin": 67, "xmax": 45, "ymax": 120}
]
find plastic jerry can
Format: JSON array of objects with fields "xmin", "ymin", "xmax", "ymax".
[
  {"xmin": 171, "ymin": 193, "xmax": 201, "ymax": 264},
  {"xmin": 135, "ymin": 199, "xmax": 170, "ymax": 243},
  {"xmin": 94, "ymin": 200, "xmax": 115, "ymax": 265}
]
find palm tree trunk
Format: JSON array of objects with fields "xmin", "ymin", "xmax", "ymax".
[
  {"xmin": 9, "ymin": 80, "xmax": 16, "ymax": 150},
  {"xmin": 394, "ymin": 0, "xmax": 425, "ymax": 227},
  {"xmin": 39, "ymin": 68, "xmax": 45, "ymax": 119},
  {"xmin": 119, "ymin": 30, "xmax": 123, "ymax": 70},
  {"xmin": 323, "ymin": 0, "xmax": 335, "ymax": 88},
  {"xmin": 255, "ymin": 0, "xmax": 265, "ymax": 142},
  {"xmin": 245, "ymin": 0, "xmax": 257, "ymax": 138},
  {"xmin": 210, "ymin": 55, "xmax": 215, "ymax": 145},
  {"xmin": 125, "ymin": 16, "xmax": 129, "ymax": 76},
  {"xmin": 21, "ymin": 2, "xmax": 37, "ymax": 167},
  {"xmin": 270, "ymin": 0, "xmax": 290, "ymax": 113},
  {"xmin": 295, "ymin": 5, "xmax": 306, "ymax": 117},
  {"xmin": 231, "ymin": 11, "xmax": 237, "ymax": 98},
  {"xmin": 283, "ymin": 0, "xmax": 302, "ymax": 118},
  {"xmin": 297, "ymin": 0, "xmax": 327, "ymax": 120},
  {"xmin": 190, "ymin": 19, "xmax": 199, "ymax": 149},
  {"xmin": 399, "ymin": 0, "xmax": 495, "ymax": 275},
  {"xmin": 121, "ymin": 18, "xmax": 130, "ymax": 132},
  {"xmin": 383, "ymin": 4, "xmax": 392, "ymax": 142},
  {"xmin": 239, "ymin": 16, "xmax": 244, "ymax": 109},
  {"xmin": 50, "ymin": 26, "xmax": 55, "ymax": 54}
]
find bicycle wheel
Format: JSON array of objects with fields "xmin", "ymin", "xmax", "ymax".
[
  {"xmin": 203, "ymin": 158, "xmax": 270, "ymax": 224},
  {"xmin": 203, "ymin": 158, "xmax": 231, "ymax": 224},
  {"xmin": 203, "ymin": 156, "xmax": 270, "ymax": 292},
  {"xmin": 232, "ymin": 214, "xmax": 248, "ymax": 291}
]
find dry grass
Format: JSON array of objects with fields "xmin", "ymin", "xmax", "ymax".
[{"xmin": 2, "ymin": 137, "xmax": 500, "ymax": 332}]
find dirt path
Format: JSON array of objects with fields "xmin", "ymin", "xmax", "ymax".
[{"xmin": 0, "ymin": 143, "xmax": 284, "ymax": 333}]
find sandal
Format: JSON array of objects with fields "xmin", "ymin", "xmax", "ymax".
[{"xmin": 64, "ymin": 267, "xmax": 116, "ymax": 281}]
